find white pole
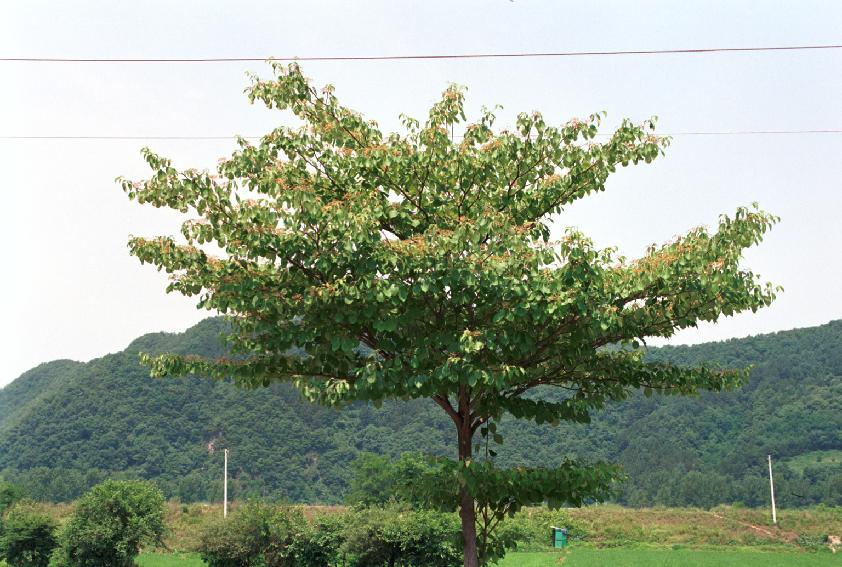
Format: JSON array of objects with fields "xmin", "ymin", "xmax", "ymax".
[
  {"xmin": 768, "ymin": 454, "xmax": 777, "ymax": 525},
  {"xmin": 224, "ymin": 448, "xmax": 229, "ymax": 519}
]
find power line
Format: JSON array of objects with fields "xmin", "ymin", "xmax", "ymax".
[
  {"xmin": 0, "ymin": 135, "xmax": 249, "ymax": 140},
  {"xmin": 2, "ymin": 129, "xmax": 842, "ymax": 141},
  {"xmin": 661, "ymin": 129, "xmax": 842, "ymax": 136},
  {"xmin": 2, "ymin": 44, "xmax": 841, "ymax": 63}
]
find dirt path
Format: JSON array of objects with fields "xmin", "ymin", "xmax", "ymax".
[{"xmin": 708, "ymin": 511, "xmax": 798, "ymax": 542}]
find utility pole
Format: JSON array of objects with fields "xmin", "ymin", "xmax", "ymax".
[
  {"xmin": 223, "ymin": 448, "xmax": 229, "ymax": 519},
  {"xmin": 768, "ymin": 454, "xmax": 777, "ymax": 525}
]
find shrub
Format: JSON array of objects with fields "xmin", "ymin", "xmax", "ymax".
[
  {"xmin": 480, "ymin": 516, "xmax": 528, "ymax": 563},
  {"xmin": 346, "ymin": 453, "xmax": 394, "ymax": 507},
  {"xmin": 496, "ymin": 507, "xmax": 587, "ymax": 551},
  {"xmin": 395, "ymin": 509, "xmax": 462, "ymax": 567},
  {"xmin": 796, "ymin": 532, "xmax": 829, "ymax": 551},
  {"xmin": 56, "ymin": 479, "xmax": 165, "ymax": 567},
  {"xmin": 0, "ymin": 483, "xmax": 23, "ymax": 515},
  {"xmin": 288, "ymin": 513, "xmax": 347, "ymax": 567},
  {"xmin": 198, "ymin": 504, "xmax": 478, "ymax": 566},
  {"xmin": 346, "ymin": 452, "xmax": 443, "ymax": 509},
  {"xmin": 197, "ymin": 503, "xmax": 305, "ymax": 567},
  {"xmin": 0, "ymin": 502, "xmax": 58, "ymax": 567},
  {"xmin": 343, "ymin": 506, "xmax": 461, "ymax": 567},
  {"xmin": 666, "ymin": 471, "xmax": 732, "ymax": 509}
]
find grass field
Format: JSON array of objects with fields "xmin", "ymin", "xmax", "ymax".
[
  {"xmin": 498, "ymin": 549, "xmax": 840, "ymax": 566},
  {"xmin": 136, "ymin": 554, "xmax": 206, "ymax": 567},
  {"xmin": 133, "ymin": 549, "xmax": 840, "ymax": 567}
]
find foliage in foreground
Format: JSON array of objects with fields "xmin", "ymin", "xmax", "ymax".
[
  {"xmin": 344, "ymin": 507, "xmax": 463, "ymax": 567},
  {"xmin": 198, "ymin": 503, "xmax": 307, "ymax": 567},
  {"xmin": 193, "ymin": 502, "xmax": 842, "ymax": 566},
  {"xmin": 0, "ymin": 484, "xmax": 23, "ymax": 516},
  {"xmin": 4, "ymin": 494, "xmax": 841, "ymax": 566},
  {"xmin": 0, "ymin": 501, "xmax": 58, "ymax": 567},
  {"xmin": 198, "ymin": 503, "xmax": 465, "ymax": 567},
  {"xmin": 55, "ymin": 480, "xmax": 165, "ymax": 567}
]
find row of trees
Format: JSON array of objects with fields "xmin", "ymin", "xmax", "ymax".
[
  {"xmin": 623, "ymin": 464, "xmax": 842, "ymax": 509},
  {"xmin": 345, "ymin": 451, "xmax": 842, "ymax": 511},
  {"xmin": 6, "ymin": 452, "xmax": 839, "ymax": 517},
  {"xmin": 0, "ymin": 480, "xmax": 165, "ymax": 567}
]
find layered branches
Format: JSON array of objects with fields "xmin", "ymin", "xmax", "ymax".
[{"xmin": 121, "ymin": 63, "xmax": 778, "ymax": 536}]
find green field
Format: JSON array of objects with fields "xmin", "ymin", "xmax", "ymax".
[
  {"xmin": 136, "ymin": 554, "xmax": 206, "ymax": 567},
  {"xmin": 132, "ymin": 549, "xmax": 840, "ymax": 567},
  {"xmin": 499, "ymin": 549, "xmax": 840, "ymax": 566}
]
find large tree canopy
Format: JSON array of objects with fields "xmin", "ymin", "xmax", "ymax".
[{"xmin": 121, "ymin": 62, "xmax": 777, "ymax": 566}]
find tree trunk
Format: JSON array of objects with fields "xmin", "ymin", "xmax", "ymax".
[
  {"xmin": 459, "ymin": 484, "xmax": 480, "ymax": 567},
  {"xmin": 457, "ymin": 394, "xmax": 480, "ymax": 567}
]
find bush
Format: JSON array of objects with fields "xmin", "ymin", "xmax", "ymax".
[
  {"xmin": 479, "ymin": 516, "xmax": 528, "ymax": 563},
  {"xmin": 197, "ymin": 503, "xmax": 509, "ymax": 566},
  {"xmin": 55, "ymin": 479, "xmax": 165, "ymax": 567},
  {"xmin": 346, "ymin": 454, "xmax": 394, "ymax": 507},
  {"xmin": 343, "ymin": 506, "xmax": 461, "ymax": 567},
  {"xmin": 0, "ymin": 502, "xmax": 58, "ymax": 567},
  {"xmin": 796, "ymin": 532, "xmax": 829, "ymax": 551},
  {"xmin": 288, "ymin": 513, "xmax": 347, "ymax": 567},
  {"xmin": 0, "ymin": 483, "xmax": 23, "ymax": 516},
  {"xmin": 198, "ymin": 503, "xmax": 306, "ymax": 567},
  {"xmin": 662, "ymin": 471, "xmax": 732, "ymax": 509},
  {"xmin": 346, "ymin": 452, "xmax": 443, "ymax": 509},
  {"xmin": 471, "ymin": 505, "xmax": 594, "ymax": 561}
]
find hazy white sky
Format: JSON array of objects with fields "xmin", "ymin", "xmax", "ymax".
[{"xmin": 2, "ymin": 1, "xmax": 841, "ymax": 386}]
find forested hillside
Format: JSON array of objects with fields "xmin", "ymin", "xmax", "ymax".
[
  {"xmin": 1, "ymin": 318, "xmax": 840, "ymax": 507},
  {"xmin": 0, "ymin": 360, "xmax": 82, "ymax": 432}
]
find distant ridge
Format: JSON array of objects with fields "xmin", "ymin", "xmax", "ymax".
[
  {"xmin": 1, "ymin": 318, "xmax": 840, "ymax": 507},
  {"xmin": 0, "ymin": 359, "xmax": 83, "ymax": 432}
]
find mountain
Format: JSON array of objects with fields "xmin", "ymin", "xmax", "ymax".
[
  {"xmin": 0, "ymin": 318, "xmax": 840, "ymax": 507},
  {"xmin": 0, "ymin": 360, "xmax": 82, "ymax": 432}
]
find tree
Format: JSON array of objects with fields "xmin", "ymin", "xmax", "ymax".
[
  {"xmin": 346, "ymin": 453, "xmax": 394, "ymax": 507},
  {"xmin": 56, "ymin": 479, "xmax": 165, "ymax": 567},
  {"xmin": 198, "ymin": 503, "xmax": 305, "ymax": 567},
  {"xmin": 0, "ymin": 502, "xmax": 58, "ymax": 567},
  {"xmin": 121, "ymin": 62, "xmax": 778, "ymax": 566},
  {"xmin": 0, "ymin": 482, "xmax": 23, "ymax": 515},
  {"xmin": 346, "ymin": 452, "xmax": 437, "ymax": 508},
  {"xmin": 343, "ymin": 506, "xmax": 462, "ymax": 567},
  {"xmin": 662, "ymin": 470, "xmax": 732, "ymax": 509}
]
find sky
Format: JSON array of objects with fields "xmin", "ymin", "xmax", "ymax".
[{"xmin": 1, "ymin": 1, "xmax": 841, "ymax": 387}]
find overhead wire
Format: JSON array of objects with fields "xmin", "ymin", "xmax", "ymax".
[
  {"xmin": 4, "ymin": 43, "xmax": 839, "ymax": 141},
  {"xmin": 2, "ymin": 44, "xmax": 841, "ymax": 63}
]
